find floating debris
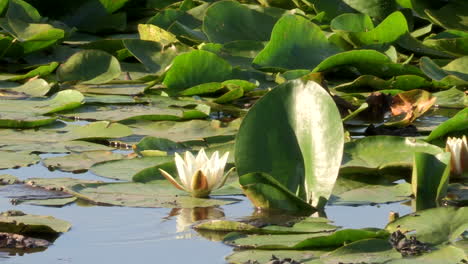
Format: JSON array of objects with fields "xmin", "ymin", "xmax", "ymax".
[{"xmin": 389, "ymin": 229, "xmax": 431, "ymax": 257}]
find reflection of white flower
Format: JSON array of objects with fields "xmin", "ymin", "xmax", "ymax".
[
  {"xmin": 446, "ymin": 135, "xmax": 467, "ymax": 176},
  {"xmin": 159, "ymin": 148, "xmax": 232, "ymax": 197}
]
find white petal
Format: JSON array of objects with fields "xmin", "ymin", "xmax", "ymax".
[{"xmin": 174, "ymin": 153, "xmax": 189, "ymax": 188}]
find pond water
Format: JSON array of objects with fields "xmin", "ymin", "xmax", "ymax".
[{"xmin": 0, "ymin": 161, "xmax": 413, "ymax": 264}]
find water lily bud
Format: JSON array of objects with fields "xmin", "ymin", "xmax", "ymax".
[
  {"xmin": 159, "ymin": 148, "xmax": 234, "ymax": 198},
  {"xmin": 445, "ymin": 135, "xmax": 468, "ymax": 177}
]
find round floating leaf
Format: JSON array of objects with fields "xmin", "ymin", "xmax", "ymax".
[
  {"xmin": 203, "ymin": 0, "xmax": 278, "ymax": 43},
  {"xmin": 195, "ymin": 218, "xmax": 336, "ymax": 234},
  {"xmin": 253, "ymin": 14, "xmax": 341, "ymax": 71},
  {"xmin": 386, "ymin": 207, "xmax": 468, "ymax": 245},
  {"xmin": 43, "ymin": 151, "xmax": 125, "ymax": 173},
  {"xmin": 235, "ymin": 80, "xmax": 344, "ymax": 209},
  {"xmin": 0, "ymin": 151, "xmax": 40, "ymax": 169},
  {"xmin": 163, "ymin": 50, "xmax": 232, "ymax": 92},
  {"xmin": 330, "ymin": 182, "xmax": 412, "ymax": 206},
  {"xmin": 342, "ymin": 0, "xmax": 398, "ymax": 19},
  {"xmin": 90, "ymin": 156, "xmax": 173, "ymax": 181},
  {"xmin": 128, "ymin": 119, "xmax": 240, "ymax": 142},
  {"xmin": 57, "ymin": 50, "xmax": 121, "ymax": 84},
  {"xmin": 226, "ymin": 250, "xmax": 324, "ymax": 264},
  {"xmin": 321, "ymin": 239, "xmax": 399, "ymax": 264},
  {"xmin": 0, "ymin": 90, "xmax": 84, "ymax": 128},
  {"xmin": 66, "ymin": 121, "xmax": 132, "ymax": 140},
  {"xmin": 71, "ymin": 181, "xmax": 239, "ymax": 208},
  {"xmin": 341, "ymin": 136, "xmax": 443, "ymax": 174},
  {"xmin": 0, "ymin": 210, "xmax": 71, "ymax": 235}
]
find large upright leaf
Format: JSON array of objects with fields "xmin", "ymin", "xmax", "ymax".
[
  {"xmin": 235, "ymin": 80, "xmax": 344, "ymax": 209},
  {"xmin": 56, "ymin": 50, "xmax": 121, "ymax": 84},
  {"xmin": 162, "ymin": 50, "xmax": 232, "ymax": 92},
  {"xmin": 252, "ymin": 14, "xmax": 341, "ymax": 71},
  {"xmin": 203, "ymin": 0, "xmax": 278, "ymax": 44},
  {"xmin": 412, "ymin": 152, "xmax": 451, "ymax": 210}
]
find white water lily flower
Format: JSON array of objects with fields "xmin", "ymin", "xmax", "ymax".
[
  {"xmin": 159, "ymin": 149, "xmax": 233, "ymax": 197},
  {"xmin": 446, "ymin": 135, "xmax": 467, "ymax": 176}
]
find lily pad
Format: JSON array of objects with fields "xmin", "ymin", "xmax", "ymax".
[
  {"xmin": 330, "ymin": 182, "xmax": 412, "ymax": 206},
  {"xmin": 56, "ymin": 50, "xmax": 121, "ymax": 84},
  {"xmin": 386, "ymin": 207, "xmax": 468, "ymax": 245},
  {"xmin": 202, "ymin": 1, "xmax": 278, "ymax": 44},
  {"xmin": 0, "ymin": 151, "xmax": 40, "ymax": 169},
  {"xmin": 195, "ymin": 218, "xmax": 337, "ymax": 234},
  {"xmin": 128, "ymin": 119, "xmax": 240, "ymax": 142},
  {"xmin": 226, "ymin": 250, "xmax": 323, "ymax": 264},
  {"xmin": 70, "ymin": 181, "xmax": 239, "ymax": 208},
  {"xmin": 425, "ymin": 108, "xmax": 468, "ymax": 142},
  {"xmin": 331, "ymin": 11, "xmax": 408, "ymax": 46},
  {"xmin": 163, "ymin": 50, "xmax": 232, "ymax": 93},
  {"xmin": 341, "ymin": 136, "xmax": 443, "ymax": 174},
  {"xmin": 43, "ymin": 151, "xmax": 126, "ymax": 173},
  {"xmin": 0, "ymin": 210, "xmax": 71, "ymax": 235},
  {"xmin": 0, "ymin": 90, "xmax": 84, "ymax": 128},
  {"xmin": 61, "ymin": 104, "xmax": 208, "ymax": 122},
  {"xmin": 253, "ymin": 14, "xmax": 341, "ymax": 71},
  {"xmin": 90, "ymin": 156, "xmax": 174, "ymax": 181}
]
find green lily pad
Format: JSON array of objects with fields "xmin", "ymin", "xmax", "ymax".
[
  {"xmin": 420, "ymin": 57, "xmax": 468, "ymax": 84},
  {"xmin": 253, "ymin": 14, "xmax": 341, "ymax": 71},
  {"xmin": 19, "ymin": 197, "xmax": 77, "ymax": 207},
  {"xmin": 226, "ymin": 250, "xmax": 323, "ymax": 264},
  {"xmin": 224, "ymin": 228, "xmax": 388, "ymax": 249},
  {"xmin": 424, "ymin": 1, "xmax": 468, "ymax": 31},
  {"xmin": 331, "ymin": 11, "xmax": 408, "ymax": 46},
  {"xmin": 0, "ymin": 174, "xmax": 19, "ymax": 185},
  {"xmin": 425, "ymin": 108, "xmax": 468, "ymax": 142},
  {"xmin": 386, "ymin": 207, "xmax": 468, "ymax": 245},
  {"xmin": 423, "ymin": 36, "xmax": 468, "ymax": 57},
  {"xmin": 0, "ymin": 89, "xmax": 84, "ymax": 128},
  {"xmin": 203, "ymin": 1, "xmax": 278, "ymax": 44},
  {"xmin": 61, "ymin": 104, "xmax": 208, "ymax": 122},
  {"xmin": 123, "ymin": 40, "xmax": 190, "ymax": 74},
  {"xmin": 128, "ymin": 119, "xmax": 240, "ymax": 142},
  {"xmin": 235, "ymin": 80, "xmax": 344, "ymax": 209},
  {"xmin": 195, "ymin": 217, "xmax": 337, "ymax": 234},
  {"xmin": 0, "ymin": 210, "xmax": 71, "ymax": 235},
  {"xmin": 341, "ymin": 136, "xmax": 443, "ymax": 174},
  {"xmin": 320, "ymin": 238, "xmax": 399, "ymax": 264},
  {"xmin": 434, "ymin": 88, "xmax": 468, "ymax": 108},
  {"xmin": 43, "ymin": 151, "xmax": 125, "ymax": 173},
  {"xmin": 24, "ymin": 177, "xmax": 103, "ymax": 194},
  {"xmin": 6, "ymin": 78, "xmax": 53, "ymax": 97},
  {"xmin": 330, "ymin": 182, "xmax": 412, "ymax": 206},
  {"xmin": 90, "ymin": 156, "xmax": 174, "ymax": 181},
  {"xmin": 312, "ymin": 50, "xmax": 424, "ymax": 78},
  {"xmin": 56, "ymin": 50, "xmax": 121, "ymax": 84},
  {"xmin": 384, "ymin": 245, "xmax": 466, "ymax": 264},
  {"xmin": 70, "ymin": 181, "xmax": 239, "ymax": 208},
  {"xmin": 7, "ymin": 62, "xmax": 59, "ymax": 81},
  {"xmin": 163, "ymin": 50, "xmax": 232, "ymax": 93},
  {"xmin": 0, "ymin": 151, "xmax": 40, "ymax": 169},
  {"xmin": 335, "ymin": 75, "xmax": 436, "ymax": 93},
  {"xmin": 73, "ymin": 83, "xmax": 147, "ymax": 96}
]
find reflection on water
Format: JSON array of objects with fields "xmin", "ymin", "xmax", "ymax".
[{"xmin": 164, "ymin": 207, "xmax": 225, "ymax": 239}]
